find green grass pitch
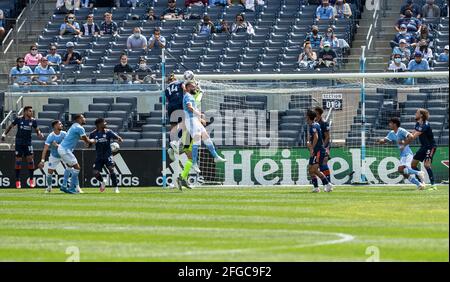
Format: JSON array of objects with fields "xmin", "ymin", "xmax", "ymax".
[{"xmin": 0, "ymin": 186, "xmax": 448, "ymax": 262}]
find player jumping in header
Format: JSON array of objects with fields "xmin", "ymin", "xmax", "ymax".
[
  {"xmin": 57, "ymin": 114, "xmax": 95, "ymax": 194},
  {"xmin": 1, "ymin": 106, "xmax": 44, "ymax": 189},
  {"xmin": 402, "ymin": 108, "xmax": 438, "ymax": 190},
  {"xmin": 306, "ymin": 109, "xmax": 333, "ymax": 193},
  {"xmin": 166, "ymin": 73, "xmax": 186, "ymax": 161},
  {"xmin": 314, "ymin": 107, "xmax": 332, "ymax": 183},
  {"xmin": 89, "ymin": 118, "xmax": 123, "ymax": 193},
  {"xmin": 38, "ymin": 120, "xmax": 68, "ymax": 193},
  {"xmin": 183, "ymin": 81, "xmax": 226, "ymax": 174},
  {"xmin": 377, "ymin": 117, "xmax": 426, "ymax": 190}
]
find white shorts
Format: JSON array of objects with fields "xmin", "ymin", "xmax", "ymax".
[
  {"xmin": 185, "ymin": 118, "xmax": 206, "ymax": 138},
  {"xmin": 399, "ymin": 154, "xmax": 414, "ymax": 168},
  {"xmin": 57, "ymin": 146, "xmax": 78, "ymax": 167},
  {"xmin": 48, "ymin": 155, "xmax": 62, "ymax": 170}
]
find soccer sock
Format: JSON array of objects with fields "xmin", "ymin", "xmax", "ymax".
[
  {"xmin": 62, "ymin": 168, "xmax": 71, "ymax": 188},
  {"xmin": 15, "ymin": 160, "xmax": 21, "ymax": 180},
  {"xmin": 15, "ymin": 169, "xmax": 21, "ymax": 180},
  {"xmin": 408, "ymin": 175, "xmax": 421, "ymax": 187},
  {"xmin": 192, "ymin": 144, "xmax": 199, "ymax": 164},
  {"xmin": 426, "ymin": 167, "xmax": 435, "ymax": 185},
  {"xmin": 181, "ymin": 159, "xmax": 193, "ymax": 180},
  {"xmin": 27, "ymin": 161, "xmax": 34, "ymax": 179},
  {"xmin": 403, "ymin": 167, "xmax": 420, "ymax": 175},
  {"xmin": 311, "ymin": 176, "xmax": 318, "ymax": 188},
  {"xmin": 110, "ymin": 173, "xmax": 118, "ymax": 187},
  {"xmin": 46, "ymin": 174, "xmax": 53, "ymax": 189},
  {"xmin": 320, "ymin": 164, "xmax": 331, "ymax": 182},
  {"xmin": 204, "ymin": 138, "xmax": 218, "ymax": 158},
  {"xmin": 95, "ymin": 172, "xmax": 104, "ymax": 182},
  {"xmin": 70, "ymin": 169, "xmax": 80, "ymax": 189},
  {"xmin": 319, "ymin": 173, "xmax": 329, "ymax": 185}
]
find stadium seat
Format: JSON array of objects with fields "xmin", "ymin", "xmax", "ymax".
[
  {"xmin": 38, "ymin": 111, "xmax": 60, "ymax": 120},
  {"xmin": 121, "ymin": 139, "xmax": 136, "ymax": 148},
  {"xmin": 48, "ymin": 98, "xmax": 69, "ymax": 112},
  {"xmin": 142, "ymin": 124, "xmax": 161, "ymax": 132},
  {"xmin": 136, "ymin": 139, "xmax": 159, "ymax": 148},
  {"xmin": 111, "ymin": 103, "xmax": 133, "ymax": 113},
  {"xmin": 116, "ymin": 97, "xmax": 138, "ymax": 113},
  {"xmin": 141, "ymin": 132, "xmax": 161, "ymax": 139},
  {"xmin": 88, "ymin": 103, "xmax": 111, "ymax": 112},
  {"xmin": 84, "ymin": 111, "xmax": 105, "ymax": 118},
  {"xmin": 43, "ymin": 104, "xmax": 65, "ymax": 113},
  {"xmin": 31, "ymin": 140, "xmax": 45, "ymax": 150},
  {"xmin": 37, "ymin": 118, "xmax": 53, "ymax": 128},
  {"xmin": 120, "ymin": 132, "xmax": 141, "ymax": 140}
]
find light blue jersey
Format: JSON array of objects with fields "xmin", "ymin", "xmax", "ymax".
[
  {"xmin": 385, "ymin": 127, "xmax": 413, "ymax": 157},
  {"xmin": 60, "ymin": 123, "xmax": 86, "ymax": 151},
  {"xmin": 45, "ymin": 131, "xmax": 67, "ymax": 158},
  {"xmin": 183, "ymin": 93, "xmax": 197, "ymax": 120}
]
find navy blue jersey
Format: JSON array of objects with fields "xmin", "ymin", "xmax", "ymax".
[
  {"xmin": 13, "ymin": 117, "xmax": 37, "ymax": 146},
  {"xmin": 318, "ymin": 119, "xmax": 330, "ymax": 147},
  {"xmin": 415, "ymin": 121, "xmax": 436, "ymax": 148},
  {"xmin": 309, "ymin": 122, "xmax": 324, "ymax": 152},
  {"xmin": 165, "ymin": 81, "xmax": 184, "ymax": 110},
  {"xmin": 89, "ymin": 129, "xmax": 119, "ymax": 159}
]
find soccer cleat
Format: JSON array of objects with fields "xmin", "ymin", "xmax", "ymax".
[
  {"xmin": 100, "ymin": 180, "xmax": 106, "ymax": 192},
  {"xmin": 427, "ymin": 184, "xmax": 438, "ymax": 191},
  {"xmin": 77, "ymin": 186, "xmax": 84, "ymax": 194},
  {"xmin": 15, "ymin": 180, "xmax": 21, "ymax": 189},
  {"xmin": 177, "ymin": 177, "xmax": 192, "ymax": 190},
  {"xmin": 418, "ymin": 182, "xmax": 426, "ymax": 190},
  {"xmin": 114, "ymin": 187, "xmax": 120, "ymax": 194},
  {"xmin": 67, "ymin": 188, "xmax": 79, "ymax": 194},
  {"xmin": 192, "ymin": 164, "xmax": 201, "ymax": 173},
  {"xmin": 45, "ymin": 187, "xmax": 52, "ymax": 193},
  {"xmin": 169, "ymin": 140, "xmax": 180, "ymax": 154},
  {"xmin": 417, "ymin": 171, "xmax": 426, "ymax": 184},
  {"xmin": 28, "ymin": 179, "xmax": 35, "ymax": 188},
  {"xmin": 324, "ymin": 183, "xmax": 334, "ymax": 192},
  {"xmin": 312, "ymin": 187, "xmax": 321, "ymax": 193},
  {"xmin": 168, "ymin": 148, "xmax": 175, "ymax": 161},
  {"xmin": 214, "ymin": 156, "xmax": 227, "ymax": 163}
]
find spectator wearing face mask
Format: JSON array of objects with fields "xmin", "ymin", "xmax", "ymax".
[
  {"xmin": 392, "ymin": 39, "xmax": 412, "ymax": 64},
  {"xmin": 304, "ymin": 25, "xmax": 322, "ymax": 48},
  {"xmin": 46, "ymin": 44, "xmax": 62, "ymax": 71},
  {"xmin": 400, "ymin": 0, "xmax": 422, "ymax": 18},
  {"xmin": 10, "ymin": 57, "xmax": 33, "ymax": 86},
  {"xmin": 317, "ymin": 41, "xmax": 337, "ymax": 68},
  {"xmin": 395, "ymin": 9, "xmax": 422, "ymax": 33},
  {"xmin": 114, "ymin": 54, "xmax": 134, "ymax": 84},
  {"xmin": 422, "ymin": 0, "xmax": 441, "ymax": 18},
  {"xmin": 33, "ymin": 57, "xmax": 58, "ymax": 86},
  {"xmin": 197, "ymin": 15, "xmax": 216, "ymax": 35},
  {"xmin": 388, "ymin": 54, "xmax": 407, "ymax": 72},
  {"xmin": 316, "ymin": 0, "xmax": 334, "ymax": 21},
  {"xmin": 134, "ymin": 57, "xmax": 155, "ymax": 84},
  {"xmin": 390, "ymin": 24, "xmax": 415, "ymax": 49},
  {"xmin": 298, "ymin": 42, "xmax": 317, "ymax": 69},
  {"xmin": 127, "ymin": 27, "xmax": 147, "ymax": 50},
  {"xmin": 24, "ymin": 45, "xmax": 43, "ymax": 69},
  {"xmin": 321, "ymin": 27, "xmax": 339, "ymax": 48},
  {"xmin": 333, "ymin": 0, "xmax": 352, "ymax": 19},
  {"xmin": 414, "ymin": 39, "xmax": 433, "ymax": 63},
  {"xmin": 148, "ymin": 27, "xmax": 167, "ymax": 51},
  {"xmin": 80, "ymin": 14, "xmax": 100, "ymax": 37},
  {"xmin": 413, "ymin": 25, "xmax": 434, "ymax": 48},
  {"xmin": 231, "ymin": 13, "xmax": 255, "ymax": 35},
  {"xmin": 437, "ymin": 45, "xmax": 449, "ymax": 62},
  {"xmin": 408, "ymin": 51, "xmax": 430, "ymax": 71},
  {"xmin": 60, "ymin": 13, "xmax": 81, "ymax": 36}
]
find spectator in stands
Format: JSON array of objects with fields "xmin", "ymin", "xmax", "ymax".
[
  {"xmin": 422, "ymin": 0, "xmax": 441, "ymax": 18},
  {"xmin": 197, "ymin": 15, "xmax": 216, "ymax": 35},
  {"xmin": 231, "ymin": 13, "xmax": 255, "ymax": 35},
  {"xmin": 62, "ymin": 41, "xmax": 82, "ymax": 65},
  {"xmin": 127, "ymin": 27, "xmax": 147, "ymax": 50},
  {"xmin": 148, "ymin": 27, "xmax": 166, "ymax": 51},
  {"xmin": 240, "ymin": 0, "xmax": 265, "ymax": 12},
  {"xmin": 304, "ymin": 25, "xmax": 322, "ymax": 48},
  {"xmin": 24, "ymin": 45, "xmax": 43, "ymax": 69},
  {"xmin": 413, "ymin": 25, "xmax": 434, "ymax": 48},
  {"xmin": 60, "ymin": 13, "xmax": 81, "ymax": 36},
  {"xmin": 10, "ymin": 57, "xmax": 33, "ymax": 86},
  {"xmin": 414, "ymin": 39, "xmax": 433, "ymax": 63},
  {"xmin": 161, "ymin": 0, "xmax": 184, "ymax": 20},
  {"xmin": 392, "ymin": 39, "xmax": 412, "ymax": 64},
  {"xmin": 437, "ymin": 45, "xmax": 449, "ymax": 62},
  {"xmin": 185, "ymin": 0, "xmax": 208, "ymax": 7},
  {"xmin": 55, "ymin": 0, "xmax": 80, "ymax": 14},
  {"xmin": 316, "ymin": 0, "xmax": 334, "ymax": 21},
  {"xmin": 317, "ymin": 41, "xmax": 337, "ymax": 68},
  {"xmin": 388, "ymin": 53, "xmax": 407, "ymax": 72},
  {"xmin": 33, "ymin": 57, "xmax": 58, "ymax": 85},
  {"xmin": 395, "ymin": 9, "xmax": 421, "ymax": 33},
  {"xmin": 215, "ymin": 19, "xmax": 230, "ymax": 34},
  {"xmin": 144, "ymin": 8, "xmax": 157, "ymax": 21},
  {"xmin": 114, "ymin": 54, "xmax": 133, "ymax": 84},
  {"xmin": 408, "ymin": 51, "xmax": 430, "ymax": 71},
  {"xmin": 400, "ymin": 0, "xmax": 421, "ymax": 18},
  {"xmin": 0, "ymin": 9, "xmax": 5, "ymax": 41},
  {"xmin": 100, "ymin": 12, "xmax": 119, "ymax": 36},
  {"xmin": 390, "ymin": 24, "xmax": 415, "ymax": 49},
  {"xmin": 321, "ymin": 27, "xmax": 339, "ymax": 48},
  {"xmin": 134, "ymin": 57, "xmax": 155, "ymax": 84},
  {"xmin": 210, "ymin": 0, "xmax": 232, "ymax": 6},
  {"xmin": 46, "ymin": 44, "xmax": 62, "ymax": 71},
  {"xmin": 298, "ymin": 42, "xmax": 317, "ymax": 69},
  {"xmin": 81, "ymin": 0, "xmax": 94, "ymax": 8},
  {"xmin": 80, "ymin": 14, "xmax": 100, "ymax": 37},
  {"xmin": 333, "ymin": 0, "xmax": 352, "ymax": 19}
]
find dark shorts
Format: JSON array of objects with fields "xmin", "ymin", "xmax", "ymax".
[
  {"xmin": 93, "ymin": 156, "xmax": 115, "ymax": 171},
  {"xmin": 309, "ymin": 149, "xmax": 326, "ymax": 166},
  {"xmin": 15, "ymin": 144, "xmax": 33, "ymax": 157},
  {"xmin": 168, "ymin": 106, "xmax": 183, "ymax": 125},
  {"xmin": 414, "ymin": 146, "xmax": 437, "ymax": 162}
]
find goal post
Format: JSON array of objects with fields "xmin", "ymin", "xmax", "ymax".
[{"xmin": 162, "ymin": 71, "xmax": 449, "ymax": 188}]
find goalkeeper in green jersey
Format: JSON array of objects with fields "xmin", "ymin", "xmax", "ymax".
[{"xmin": 176, "ymin": 77, "xmax": 204, "ymax": 190}]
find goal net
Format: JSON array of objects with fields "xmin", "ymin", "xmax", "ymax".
[{"xmin": 164, "ymin": 72, "xmax": 449, "ymax": 187}]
